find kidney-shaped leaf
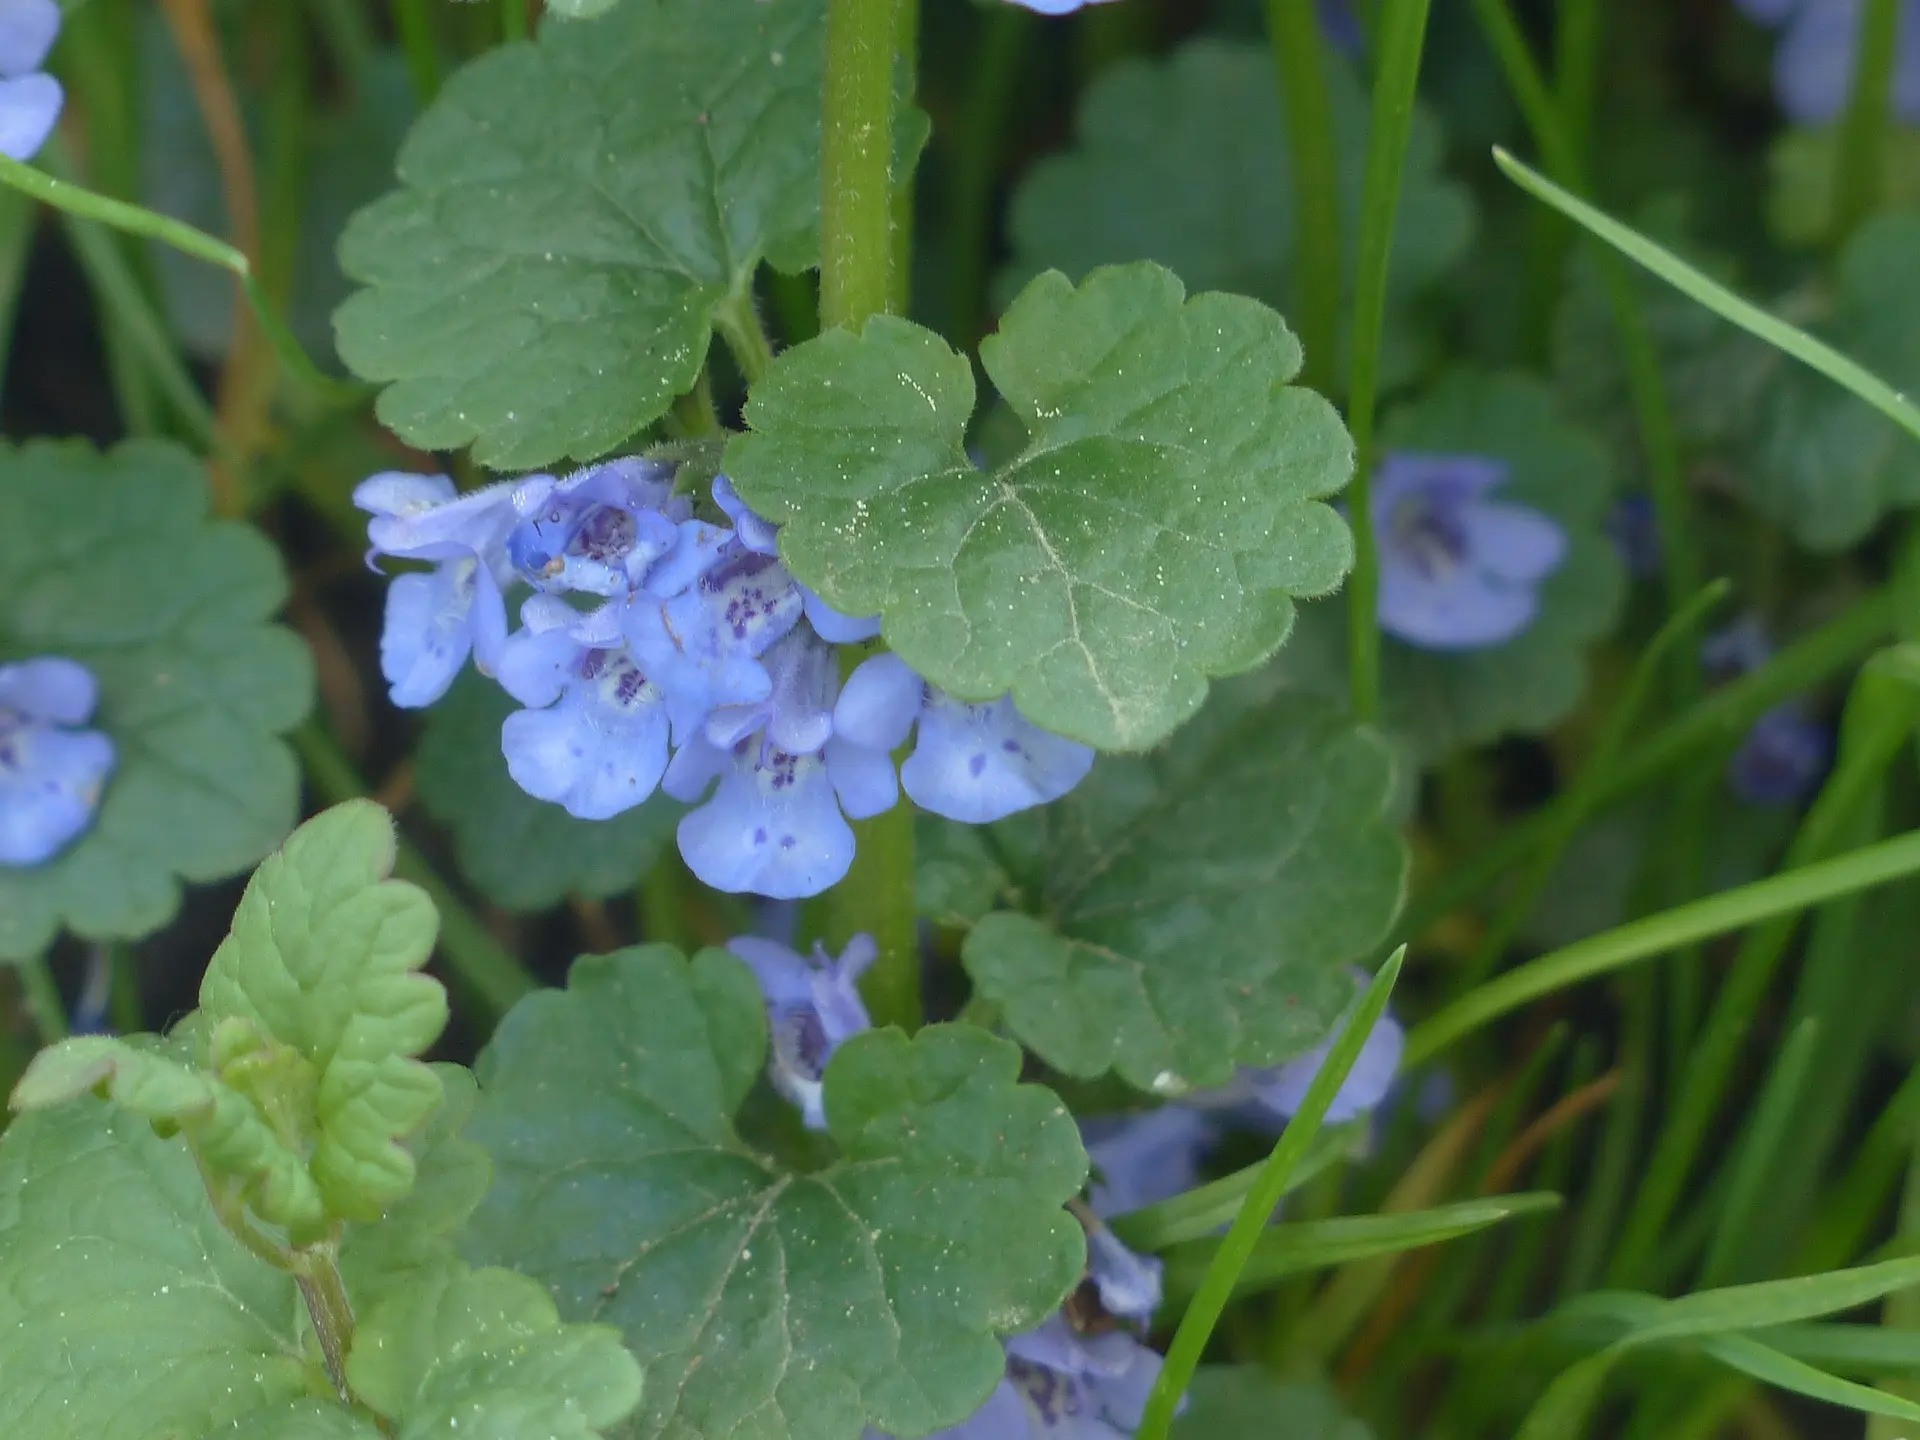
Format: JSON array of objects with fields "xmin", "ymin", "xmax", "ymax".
[
  {"xmin": 0, "ymin": 440, "xmax": 312, "ymax": 961},
  {"xmin": 336, "ymin": 0, "xmax": 832, "ymax": 469},
  {"xmin": 462, "ymin": 944, "xmax": 1088, "ymax": 1440},
  {"xmin": 961, "ymin": 690, "xmax": 1407, "ymax": 1093},
  {"xmin": 726, "ymin": 261, "xmax": 1355, "ymax": 752}
]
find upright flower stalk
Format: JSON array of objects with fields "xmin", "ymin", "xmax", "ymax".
[{"xmin": 815, "ymin": 0, "xmax": 920, "ymax": 1030}]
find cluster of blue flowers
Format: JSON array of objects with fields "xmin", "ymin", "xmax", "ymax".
[
  {"xmin": 736, "ymin": 931, "xmax": 1176, "ymax": 1440},
  {"xmin": 357, "ymin": 459, "xmax": 1094, "ymax": 900},
  {"xmin": 1703, "ymin": 617, "xmax": 1832, "ymax": 806},
  {"xmin": 0, "ymin": 657, "xmax": 115, "ymax": 868},
  {"xmin": 0, "ymin": 0, "xmax": 61, "ymax": 162},
  {"xmin": 1370, "ymin": 452, "xmax": 1566, "ymax": 651},
  {"xmin": 1735, "ymin": 0, "xmax": 1920, "ymax": 124}
]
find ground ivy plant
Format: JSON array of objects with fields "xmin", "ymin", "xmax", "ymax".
[{"xmin": 10, "ymin": 0, "xmax": 1920, "ymax": 1437}]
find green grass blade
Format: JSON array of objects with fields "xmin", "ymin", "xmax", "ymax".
[
  {"xmin": 1405, "ymin": 827, "xmax": 1920, "ymax": 1068},
  {"xmin": 1698, "ymin": 1019, "xmax": 1822, "ymax": 1288},
  {"xmin": 1160, "ymin": 1193, "xmax": 1561, "ymax": 1304},
  {"xmin": 1700, "ymin": 1333, "xmax": 1920, "ymax": 1423},
  {"xmin": 1493, "ymin": 147, "xmax": 1920, "ymax": 444},
  {"xmin": 1108, "ymin": 1124, "xmax": 1359, "ymax": 1251},
  {"xmin": 1342, "ymin": 0, "xmax": 1433, "ymax": 723},
  {"xmin": 0, "ymin": 150, "xmax": 367, "ymax": 408},
  {"xmin": 1133, "ymin": 950, "xmax": 1405, "ymax": 1440},
  {"xmin": 1610, "ymin": 645, "xmax": 1920, "ymax": 1285}
]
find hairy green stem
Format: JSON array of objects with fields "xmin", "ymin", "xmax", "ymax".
[
  {"xmin": 1343, "ymin": 0, "xmax": 1433, "ymax": 724},
  {"xmin": 819, "ymin": 0, "xmax": 899, "ymax": 332},
  {"xmin": 889, "ymin": 0, "xmax": 918, "ymax": 317},
  {"xmin": 293, "ymin": 1245, "xmax": 358, "ymax": 1405},
  {"xmin": 1262, "ymin": 0, "xmax": 1342, "ymax": 395},
  {"xmin": 395, "ymin": 0, "xmax": 440, "ymax": 103},
  {"xmin": 17, "ymin": 954, "xmax": 68, "ymax": 1043},
  {"xmin": 1834, "ymin": 0, "xmax": 1904, "ymax": 241},
  {"xmin": 716, "ymin": 288, "xmax": 776, "ymax": 386},
  {"xmin": 1405, "ymin": 827, "xmax": 1920, "ymax": 1068},
  {"xmin": 812, "ymin": 0, "xmax": 919, "ymax": 1029},
  {"xmin": 295, "ymin": 724, "xmax": 537, "ymax": 1021}
]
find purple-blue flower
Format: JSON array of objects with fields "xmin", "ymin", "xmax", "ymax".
[
  {"xmin": 836, "ymin": 653, "xmax": 1095, "ymax": 824},
  {"xmin": 1373, "ymin": 452, "xmax": 1566, "ymax": 651},
  {"xmin": 504, "ymin": 457, "xmax": 683, "ymax": 597},
  {"xmin": 625, "ymin": 542, "xmax": 804, "ymax": 740},
  {"xmin": 0, "ymin": 0, "xmax": 62, "ymax": 162},
  {"xmin": 0, "ymin": 656, "xmax": 115, "ymax": 868},
  {"xmin": 1082, "ymin": 1107, "xmax": 1220, "ymax": 1219},
  {"xmin": 354, "ymin": 471, "xmax": 520, "ymax": 708},
  {"xmin": 1606, "ymin": 493, "xmax": 1662, "ymax": 580},
  {"xmin": 729, "ymin": 932, "xmax": 875, "ymax": 1129},
  {"xmin": 1209, "ymin": 980, "xmax": 1406, "ymax": 1127},
  {"xmin": 358, "ymin": 461, "xmax": 1098, "ymax": 900},
  {"xmin": 500, "ymin": 638, "xmax": 673, "ymax": 821},
  {"xmin": 1731, "ymin": 704, "xmax": 1832, "ymax": 805},
  {"xmin": 1702, "ymin": 619, "xmax": 1833, "ymax": 806},
  {"xmin": 1734, "ymin": 0, "xmax": 1920, "ymax": 124},
  {"xmin": 1000, "ymin": 0, "xmax": 1123, "ymax": 14}
]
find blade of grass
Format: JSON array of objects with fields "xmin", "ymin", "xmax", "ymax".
[
  {"xmin": 1459, "ymin": 580, "xmax": 1729, "ymax": 987},
  {"xmin": 1833, "ymin": 0, "xmax": 1904, "ymax": 240},
  {"xmin": 1108, "ymin": 1123, "xmax": 1364, "ymax": 1251},
  {"xmin": 1469, "ymin": 0, "xmax": 1701, "ymax": 700},
  {"xmin": 1133, "ymin": 950, "xmax": 1404, "ymax": 1440},
  {"xmin": 1404, "ymin": 825, "xmax": 1920, "ymax": 1068},
  {"xmin": 1262, "ymin": 0, "xmax": 1342, "ymax": 395},
  {"xmin": 0, "ymin": 150, "xmax": 366, "ymax": 408},
  {"xmin": 1522, "ymin": 1256, "xmax": 1920, "ymax": 1438},
  {"xmin": 1493, "ymin": 147, "xmax": 1920, "ymax": 444},
  {"xmin": 1698, "ymin": 1018, "xmax": 1822, "ymax": 1287},
  {"xmin": 1389, "ymin": 588, "xmax": 1894, "ymax": 949},
  {"xmin": 1342, "ymin": 0, "xmax": 1433, "ymax": 723},
  {"xmin": 1159, "ymin": 1193, "xmax": 1560, "ymax": 1305},
  {"xmin": 1610, "ymin": 645, "xmax": 1920, "ymax": 1286}
]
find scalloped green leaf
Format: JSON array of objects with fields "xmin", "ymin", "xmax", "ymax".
[
  {"xmin": 725, "ymin": 261, "xmax": 1354, "ymax": 752},
  {"xmin": 462, "ymin": 944, "xmax": 1088, "ymax": 1440},
  {"xmin": 336, "ymin": 0, "xmax": 833, "ymax": 468},
  {"xmin": 0, "ymin": 439, "xmax": 313, "ymax": 961},
  {"xmin": 219, "ymin": 1404, "xmax": 384, "ymax": 1440},
  {"xmin": 199, "ymin": 800, "xmax": 446, "ymax": 1222},
  {"xmin": 347, "ymin": 1266, "xmax": 642, "ymax": 1439},
  {"xmin": 960, "ymin": 690, "xmax": 1406, "ymax": 1093},
  {"xmin": 1270, "ymin": 370, "xmax": 1624, "ymax": 761},
  {"xmin": 1742, "ymin": 211, "xmax": 1920, "ymax": 551},
  {"xmin": 9, "ymin": 1034, "xmax": 328, "ymax": 1236},
  {"xmin": 342, "ymin": 1065, "xmax": 494, "ymax": 1314},
  {"xmin": 999, "ymin": 38, "xmax": 1474, "ymax": 389},
  {"xmin": 415, "ymin": 670, "xmax": 681, "ymax": 911},
  {"xmin": 0, "ymin": 1096, "xmax": 318, "ymax": 1438},
  {"xmin": 1173, "ymin": 1368, "xmax": 1374, "ymax": 1440}
]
